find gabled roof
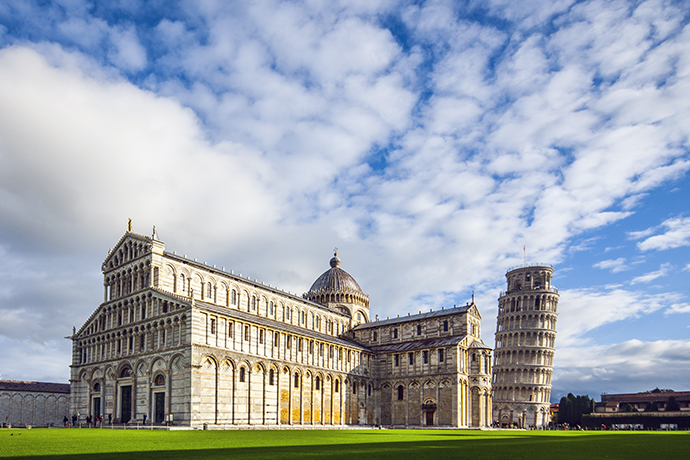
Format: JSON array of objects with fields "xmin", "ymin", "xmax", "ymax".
[
  {"xmin": 368, "ymin": 335, "xmax": 468, "ymax": 353},
  {"xmin": 469, "ymin": 339, "xmax": 491, "ymax": 349},
  {"xmin": 601, "ymin": 391, "xmax": 690, "ymax": 403},
  {"xmin": 74, "ymin": 287, "xmax": 191, "ymax": 338},
  {"xmin": 354, "ymin": 305, "xmax": 471, "ymax": 330},
  {"xmin": 0, "ymin": 380, "xmax": 70, "ymax": 393},
  {"xmin": 102, "ymin": 231, "xmax": 152, "ymax": 270}
]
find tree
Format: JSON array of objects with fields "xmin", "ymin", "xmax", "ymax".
[
  {"xmin": 622, "ymin": 404, "xmax": 637, "ymax": 413},
  {"xmin": 644, "ymin": 401, "xmax": 659, "ymax": 412},
  {"xmin": 665, "ymin": 396, "xmax": 680, "ymax": 412},
  {"xmin": 556, "ymin": 393, "xmax": 593, "ymax": 426}
]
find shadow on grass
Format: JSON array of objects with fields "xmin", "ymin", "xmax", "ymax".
[{"xmin": 4, "ymin": 433, "xmax": 688, "ymax": 460}]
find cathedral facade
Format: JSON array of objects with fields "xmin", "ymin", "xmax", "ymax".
[{"xmin": 69, "ymin": 228, "xmax": 492, "ymax": 428}]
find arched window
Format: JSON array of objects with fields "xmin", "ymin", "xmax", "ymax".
[
  {"xmin": 353, "ymin": 381, "xmax": 357, "ymax": 394},
  {"xmin": 417, "ymin": 324, "xmax": 422, "ymax": 335},
  {"xmin": 239, "ymin": 367, "xmax": 246, "ymax": 382},
  {"xmin": 294, "ymin": 373, "xmax": 300, "ymax": 388},
  {"xmin": 334, "ymin": 379, "xmax": 339, "ymax": 393},
  {"xmin": 315, "ymin": 376, "xmax": 321, "ymax": 390},
  {"xmin": 231, "ymin": 290, "xmax": 237, "ymax": 305},
  {"xmin": 120, "ymin": 367, "xmax": 132, "ymax": 378},
  {"xmin": 251, "ymin": 296, "xmax": 256, "ymax": 311},
  {"xmin": 269, "ymin": 302, "xmax": 274, "ymax": 316},
  {"xmin": 154, "ymin": 374, "xmax": 165, "ymax": 386},
  {"xmin": 393, "ymin": 328, "xmax": 398, "ymax": 339},
  {"xmin": 397, "ymin": 385, "xmax": 404, "ymax": 400},
  {"xmin": 443, "ymin": 320, "xmax": 448, "ymax": 332},
  {"xmin": 207, "ymin": 283, "xmax": 212, "ymax": 299},
  {"xmin": 93, "ymin": 382, "xmax": 100, "ymax": 391},
  {"xmin": 269, "ymin": 369, "xmax": 275, "ymax": 386}
]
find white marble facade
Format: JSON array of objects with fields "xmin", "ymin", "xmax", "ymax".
[{"xmin": 70, "ymin": 228, "xmax": 492, "ymax": 428}]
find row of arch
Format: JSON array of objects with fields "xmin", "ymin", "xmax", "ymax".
[
  {"xmin": 493, "ymin": 386, "xmax": 552, "ymax": 404},
  {"xmin": 205, "ymin": 314, "xmax": 371, "ymax": 375},
  {"xmin": 305, "ymin": 287, "xmax": 370, "ymax": 309},
  {"xmin": 495, "ymin": 331, "xmax": 557, "ymax": 349},
  {"xmin": 196, "ymin": 353, "xmax": 373, "ymax": 426},
  {"xmin": 496, "ymin": 313, "xmax": 557, "ymax": 332},
  {"xmin": 494, "ymin": 403, "xmax": 551, "ymax": 428},
  {"xmin": 85, "ymin": 292, "xmax": 185, "ymax": 336},
  {"xmin": 498, "ymin": 293, "xmax": 559, "ymax": 314},
  {"xmin": 492, "ymin": 367, "xmax": 553, "ymax": 385},
  {"xmin": 506, "ymin": 268, "xmax": 553, "ymax": 293},
  {"xmin": 105, "ymin": 238, "xmax": 149, "ymax": 270},
  {"xmin": 493, "ymin": 349, "xmax": 555, "ymax": 366},
  {"xmin": 73, "ymin": 353, "xmax": 186, "ymax": 424},
  {"xmin": 104, "ymin": 260, "xmax": 151, "ymax": 301},
  {"xmin": 0, "ymin": 392, "xmax": 69, "ymax": 427},
  {"xmin": 162, "ymin": 263, "xmax": 352, "ymax": 337},
  {"xmin": 76, "ymin": 313, "xmax": 186, "ymax": 365}
]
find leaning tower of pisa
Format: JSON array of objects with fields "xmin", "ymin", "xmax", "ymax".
[{"xmin": 492, "ymin": 265, "xmax": 558, "ymax": 428}]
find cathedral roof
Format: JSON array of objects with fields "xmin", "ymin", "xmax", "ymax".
[
  {"xmin": 307, "ymin": 253, "xmax": 363, "ymax": 294},
  {"xmin": 354, "ymin": 305, "xmax": 472, "ymax": 330}
]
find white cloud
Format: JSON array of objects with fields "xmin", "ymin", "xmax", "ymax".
[
  {"xmin": 631, "ymin": 263, "xmax": 672, "ymax": 284},
  {"xmin": 593, "ymin": 257, "xmax": 629, "ymax": 273},
  {"xmin": 108, "ymin": 24, "xmax": 147, "ymax": 71},
  {"xmin": 0, "ymin": 46, "xmax": 278, "ymax": 252},
  {"xmin": 635, "ymin": 216, "xmax": 690, "ymax": 251},
  {"xmin": 0, "ymin": 0, "xmax": 690, "ymax": 397},
  {"xmin": 553, "ymin": 339, "xmax": 690, "ymax": 397},
  {"xmin": 556, "ymin": 287, "xmax": 682, "ymax": 346}
]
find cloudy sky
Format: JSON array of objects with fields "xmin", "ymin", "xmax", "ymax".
[{"xmin": 1, "ymin": 0, "xmax": 689, "ymax": 402}]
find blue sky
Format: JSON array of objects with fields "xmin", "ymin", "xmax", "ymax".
[{"xmin": 1, "ymin": 0, "xmax": 689, "ymax": 402}]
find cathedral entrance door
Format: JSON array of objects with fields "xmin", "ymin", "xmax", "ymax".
[
  {"xmin": 154, "ymin": 392, "xmax": 165, "ymax": 424},
  {"xmin": 120, "ymin": 385, "xmax": 132, "ymax": 423},
  {"xmin": 93, "ymin": 397, "xmax": 101, "ymax": 420},
  {"xmin": 425, "ymin": 410, "xmax": 434, "ymax": 426}
]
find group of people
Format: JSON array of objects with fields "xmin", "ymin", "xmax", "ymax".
[{"xmin": 63, "ymin": 413, "xmax": 114, "ymax": 428}]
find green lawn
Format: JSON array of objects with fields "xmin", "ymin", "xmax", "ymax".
[{"xmin": 0, "ymin": 428, "xmax": 687, "ymax": 460}]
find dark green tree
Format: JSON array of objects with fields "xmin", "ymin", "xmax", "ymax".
[
  {"xmin": 645, "ymin": 401, "xmax": 659, "ymax": 412},
  {"xmin": 622, "ymin": 404, "xmax": 636, "ymax": 413},
  {"xmin": 556, "ymin": 393, "xmax": 592, "ymax": 426},
  {"xmin": 665, "ymin": 396, "xmax": 680, "ymax": 412}
]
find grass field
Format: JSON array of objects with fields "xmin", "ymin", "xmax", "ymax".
[{"xmin": 1, "ymin": 428, "xmax": 688, "ymax": 460}]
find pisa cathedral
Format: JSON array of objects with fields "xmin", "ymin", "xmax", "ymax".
[{"xmin": 69, "ymin": 227, "xmax": 493, "ymax": 428}]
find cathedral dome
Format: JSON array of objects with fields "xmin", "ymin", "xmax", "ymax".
[
  {"xmin": 305, "ymin": 252, "xmax": 369, "ymax": 310},
  {"xmin": 308, "ymin": 254, "xmax": 363, "ymax": 293}
]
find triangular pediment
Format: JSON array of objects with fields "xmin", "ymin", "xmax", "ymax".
[
  {"xmin": 74, "ymin": 302, "xmax": 108, "ymax": 339},
  {"xmin": 468, "ymin": 304, "xmax": 482, "ymax": 320},
  {"xmin": 102, "ymin": 232, "xmax": 152, "ymax": 272}
]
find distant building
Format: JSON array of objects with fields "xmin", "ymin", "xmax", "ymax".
[
  {"xmin": 584, "ymin": 391, "xmax": 690, "ymax": 429},
  {"xmin": 0, "ymin": 380, "xmax": 70, "ymax": 427},
  {"xmin": 491, "ymin": 265, "xmax": 559, "ymax": 428},
  {"xmin": 69, "ymin": 226, "xmax": 493, "ymax": 428},
  {"xmin": 594, "ymin": 391, "xmax": 690, "ymax": 413}
]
